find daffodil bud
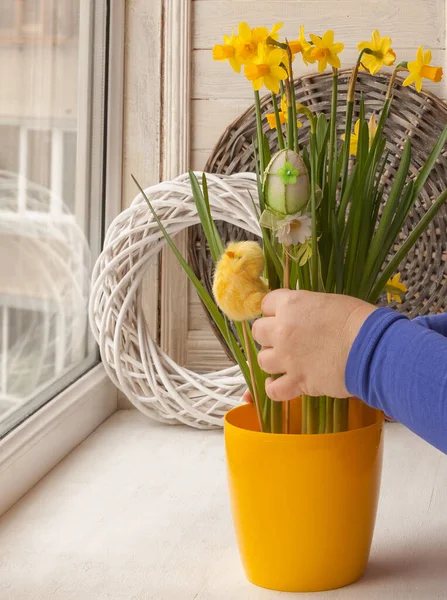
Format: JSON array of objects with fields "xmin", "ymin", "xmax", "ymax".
[{"xmin": 263, "ymin": 149, "xmax": 310, "ymax": 215}]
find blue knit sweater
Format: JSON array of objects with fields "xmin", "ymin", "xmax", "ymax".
[{"xmin": 345, "ymin": 308, "xmax": 447, "ymax": 453}]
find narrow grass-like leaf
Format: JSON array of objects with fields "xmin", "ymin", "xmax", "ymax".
[
  {"xmin": 340, "ymin": 100, "xmax": 354, "ymax": 195},
  {"xmin": 368, "ymin": 188, "xmax": 447, "ymax": 303},
  {"xmin": 302, "ymin": 145, "xmax": 311, "ymax": 173},
  {"xmin": 188, "ymin": 171, "xmax": 223, "ymax": 263},
  {"xmin": 362, "ymin": 180, "xmax": 415, "ymax": 299},
  {"xmin": 262, "ymin": 133, "xmax": 271, "ymax": 167},
  {"xmin": 133, "ymin": 175, "xmax": 251, "ymax": 384},
  {"xmin": 360, "ymin": 140, "xmax": 411, "ymax": 290},
  {"xmin": 271, "ymin": 92, "xmax": 285, "ymax": 150},
  {"xmin": 412, "ymin": 124, "xmax": 447, "ymax": 198}
]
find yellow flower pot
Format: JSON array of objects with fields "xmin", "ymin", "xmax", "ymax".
[{"xmin": 224, "ymin": 398, "xmax": 384, "ymax": 593}]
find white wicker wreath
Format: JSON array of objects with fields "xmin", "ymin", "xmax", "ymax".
[{"xmin": 89, "ymin": 172, "xmax": 261, "ymax": 428}]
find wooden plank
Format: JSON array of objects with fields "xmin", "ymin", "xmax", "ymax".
[
  {"xmin": 122, "ymin": 0, "xmax": 162, "ymax": 343},
  {"xmin": 189, "ymin": 301, "xmax": 212, "ymax": 330},
  {"xmin": 159, "ymin": 0, "xmax": 192, "ymax": 366},
  {"xmin": 192, "ymin": 48, "xmax": 446, "ymax": 100},
  {"xmin": 192, "ymin": 98, "xmax": 252, "ymax": 150},
  {"xmin": 185, "ymin": 330, "xmax": 233, "ymax": 372},
  {"xmin": 193, "ymin": 0, "xmax": 444, "ymax": 49},
  {"xmin": 191, "ymin": 149, "xmax": 211, "ymax": 170},
  {"xmin": 121, "ymin": 0, "xmax": 163, "ymax": 408}
]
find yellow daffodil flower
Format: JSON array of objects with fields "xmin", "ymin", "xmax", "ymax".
[
  {"xmin": 309, "ymin": 30, "xmax": 344, "ymax": 73},
  {"xmin": 385, "ymin": 273, "xmax": 407, "ymax": 304},
  {"xmin": 341, "ymin": 115, "xmax": 378, "ymax": 156},
  {"xmin": 266, "ymin": 95, "xmax": 303, "ymax": 129},
  {"xmin": 288, "ymin": 25, "xmax": 312, "ymax": 64},
  {"xmin": 212, "ymin": 31, "xmax": 241, "ymax": 73},
  {"xmin": 266, "ymin": 111, "xmax": 286, "ymax": 128},
  {"xmin": 358, "ymin": 30, "xmax": 396, "ymax": 75},
  {"xmin": 244, "ymin": 45, "xmax": 288, "ymax": 93},
  {"xmin": 403, "ymin": 46, "xmax": 443, "ymax": 92},
  {"xmin": 236, "ymin": 21, "xmax": 283, "ymax": 64}
]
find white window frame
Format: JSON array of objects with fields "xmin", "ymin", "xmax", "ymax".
[{"xmin": 0, "ymin": 0, "xmax": 124, "ymax": 516}]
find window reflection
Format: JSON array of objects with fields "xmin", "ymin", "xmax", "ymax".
[{"xmin": 0, "ymin": 1, "xmax": 96, "ymax": 432}]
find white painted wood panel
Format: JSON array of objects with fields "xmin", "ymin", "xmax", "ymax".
[
  {"xmin": 120, "ymin": 0, "xmax": 163, "ymax": 407},
  {"xmin": 160, "ymin": 0, "xmax": 192, "ymax": 365},
  {"xmin": 187, "ymin": 0, "xmax": 447, "ymax": 371},
  {"xmin": 122, "ymin": 0, "xmax": 162, "ymax": 342},
  {"xmin": 192, "ymin": 0, "xmax": 445, "ymax": 50},
  {"xmin": 192, "ymin": 49, "xmax": 446, "ymax": 101}
]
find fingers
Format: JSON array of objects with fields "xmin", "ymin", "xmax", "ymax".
[
  {"xmin": 265, "ymin": 375, "xmax": 301, "ymax": 402},
  {"xmin": 251, "ymin": 317, "xmax": 275, "ymax": 347},
  {"xmin": 257, "ymin": 348, "xmax": 284, "ymax": 375},
  {"xmin": 261, "ymin": 289, "xmax": 291, "ymax": 317},
  {"xmin": 242, "ymin": 389, "xmax": 253, "ymax": 403}
]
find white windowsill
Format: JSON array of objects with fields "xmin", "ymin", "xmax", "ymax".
[
  {"xmin": 0, "ymin": 364, "xmax": 117, "ymax": 516},
  {"xmin": 0, "ymin": 411, "xmax": 445, "ymax": 599}
]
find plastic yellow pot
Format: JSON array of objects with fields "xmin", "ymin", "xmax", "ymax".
[{"xmin": 224, "ymin": 398, "xmax": 384, "ymax": 593}]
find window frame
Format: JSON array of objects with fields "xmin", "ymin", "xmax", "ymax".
[{"xmin": 0, "ymin": 0, "xmax": 124, "ymax": 515}]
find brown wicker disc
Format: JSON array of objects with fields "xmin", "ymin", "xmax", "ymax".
[{"xmin": 188, "ymin": 69, "xmax": 447, "ymax": 361}]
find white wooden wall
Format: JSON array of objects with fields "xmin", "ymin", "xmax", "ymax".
[{"xmin": 123, "ymin": 0, "xmax": 447, "ymax": 380}]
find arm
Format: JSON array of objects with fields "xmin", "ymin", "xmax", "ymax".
[
  {"xmin": 413, "ymin": 313, "xmax": 447, "ymax": 337},
  {"xmin": 346, "ymin": 308, "xmax": 447, "ymax": 454}
]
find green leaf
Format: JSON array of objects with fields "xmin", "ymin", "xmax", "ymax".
[
  {"xmin": 316, "ymin": 113, "xmax": 329, "ymax": 151},
  {"xmin": 245, "ymin": 322, "xmax": 269, "ymax": 425},
  {"xmin": 368, "ymin": 188, "xmax": 447, "ymax": 303},
  {"xmin": 340, "ymin": 100, "xmax": 354, "ymax": 195},
  {"xmin": 302, "ymin": 145, "xmax": 311, "ymax": 172},
  {"xmin": 132, "ymin": 175, "xmax": 251, "ymax": 384},
  {"xmin": 253, "ymin": 138, "xmax": 265, "ymax": 212},
  {"xmin": 188, "ymin": 171, "xmax": 223, "ymax": 264},
  {"xmin": 359, "ymin": 140, "xmax": 411, "ymax": 293},
  {"xmin": 412, "ymin": 124, "xmax": 447, "ymax": 198},
  {"xmin": 271, "ymin": 92, "xmax": 285, "ymax": 150},
  {"xmin": 262, "ymin": 132, "xmax": 271, "ymax": 167}
]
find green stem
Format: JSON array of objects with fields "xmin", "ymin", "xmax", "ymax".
[
  {"xmin": 319, "ymin": 396, "xmax": 327, "ymax": 434},
  {"xmin": 254, "ymin": 90, "xmax": 265, "ymax": 176},
  {"xmin": 328, "ymin": 68, "xmax": 339, "ymax": 214},
  {"xmin": 285, "ymin": 79, "xmax": 294, "ymax": 150},
  {"xmin": 271, "ymin": 401, "xmax": 283, "ymax": 433},
  {"xmin": 241, "ymin": 321, "xmax": 264, "ymax": 432},
  {"xmin": 271, "ymin": 93, "xmax": 285, "ymax": 150},
  {"xmin": 334, "ymin": 398, "xmax": 349, "ymax": 433},
  {"xmin": 340, "ymin": 51, "xmax": 366, "ymax": 196},
  {"xmin": 284, "ymin": 249, "xmax": 291, "ymax": 434},
  {"xmin": 285, "ymin": 44, "xmax": 299, "ymax": 153},
  {"xmin": 310, "ymin": 132, "xmax": 319, "ymax": 289},
  {"xmin": 301, "ymin": 396, "xmax": 308, "ymax": 434},
  {"xmin": 307, "ymin": 396, "xmax": 319, "ymax": 434},
  {"xmin": 325, "ymin": 397, "xmax": 334, "ymax": 433},
  {"xmin": 340, "ymin": 100, "xmax": 354, "ymax": 196}
]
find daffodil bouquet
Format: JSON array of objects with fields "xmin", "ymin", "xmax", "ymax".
[{"xmin": 137, "ymin": 24, "xmax": 447, "ymax": 435}]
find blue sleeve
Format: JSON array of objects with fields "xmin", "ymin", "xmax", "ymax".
[
  {"xmin": 413, "ymin": 313, "xmax": 447, "ymax": 337},
  {"xmin": 345, "ymin": 307, "xmax": 447, "ymax": 454}
]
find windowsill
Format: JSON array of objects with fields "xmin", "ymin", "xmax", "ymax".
[
  {"xmin": 0, "ymin": 410, "xmax": 445, "ymax": 599},
  {"xmin": 0, "ymin": 364, "xmax": 117, "ymax": 516}
]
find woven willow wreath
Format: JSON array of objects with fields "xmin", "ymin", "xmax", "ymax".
[{"xmin": 89, "ymin": 172, "xmax": 260, "ymax": 428}]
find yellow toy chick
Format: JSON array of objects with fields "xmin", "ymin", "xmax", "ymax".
[{"xmin": 213, "ymin": 241, "xmax": 269, "ymax": 321}]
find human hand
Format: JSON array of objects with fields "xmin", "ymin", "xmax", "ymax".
[{"xmin": 251, "ymin": 289, "xmax": 376, "ymax": 402}]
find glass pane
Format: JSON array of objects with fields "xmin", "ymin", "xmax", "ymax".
[{"xmin": 0, "ymin": 0, "xmax": 102, "ymax": 437}]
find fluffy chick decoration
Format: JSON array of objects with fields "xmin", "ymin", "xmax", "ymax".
[{"xmin": 213, "ymin": 241, "xmax": 269, "ymax": 321}]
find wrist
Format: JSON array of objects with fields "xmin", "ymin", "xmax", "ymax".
[{"xmin": 343, "ymin": 302, "xmax": 378, "ymax": 359}]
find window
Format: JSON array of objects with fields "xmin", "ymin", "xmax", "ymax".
[{"xmin": 0, "ymin": 0, "xmax": 109, "ymax": 437}]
